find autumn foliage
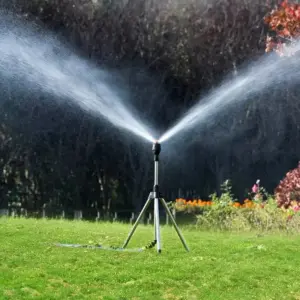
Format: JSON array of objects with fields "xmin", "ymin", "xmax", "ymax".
[
  {"xmin": 264, "ymin": 0, "xmax": 300, "ymax": 55},
  {"xmin": 275, "ymin": 162, "xmax": 300, "ymax": 208}
]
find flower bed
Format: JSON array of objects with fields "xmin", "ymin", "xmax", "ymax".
[
  {"xmin": 173, "ymin": 197, "xmax": 300, "ymax": 231},
  {"xmin": 172, "ymin": 165, "xmax": 300, "ymax": 231},
  {"xmin": 174, "ymin": 198, "xmax": 259, "ymax": 211}
]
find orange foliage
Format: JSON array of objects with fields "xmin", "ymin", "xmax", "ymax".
[
  {"xmin": 175, "ymin": 198, "xmax": 213, "ymax": 207},
  {"xmin": 264, "ymin": 0, "xmax": 300, "ymax": 56},
  {"xmin": 175, "ymin": 198, "xmax": 257, "ymax": 209}
]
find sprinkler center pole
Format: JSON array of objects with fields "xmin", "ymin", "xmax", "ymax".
[
  {"xmin": 152, "ymin": 141, "xmax": 161, "ymax": 251},
  {"xmin": 122, "ymin": 141, "xmax": 189, "ymax": 253}
]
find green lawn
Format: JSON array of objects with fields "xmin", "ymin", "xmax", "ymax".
[{"xmin": 1, "ymin": 218, "xmax": 300, "ymax": 300}]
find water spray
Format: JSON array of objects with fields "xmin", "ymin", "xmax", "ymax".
[
  {"xmin": 122, "ymin": 141, "xmax": 189, "ymax": 253},
  {"xmin": 0, "ymin": 11, "xmax": 156, "ymax": 144},
  {"xmin": 158, "ymin": 41, "xmax": 300, "ymax": 144}
]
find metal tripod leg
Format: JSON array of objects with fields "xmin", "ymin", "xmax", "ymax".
[
  {"xmin": 154, "ymin": 197, "xmax": 161, "ymax": 253},
  {"xmin": 160, "ymin": 198, "xmax": 190, "ymax": 252},
  {"xmin": 122, "ymin": 193, "xmax": 152, "ymax": 249},
  {"xmin": 153, "ymin": 204, "xmax": 156, "ymax": 241}
]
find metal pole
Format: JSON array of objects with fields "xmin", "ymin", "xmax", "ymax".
[
  {"xmin": 160, "ymin": 198, "xmax": 190, "ymax": 252},
  {"xmin": 154, "ymin": 161, "xmax": 159, "ymax": 196},
  {"xmin": 153, "ymin": 147, "xmax": 161, "ymax": 253},
  {"xmin": 153, "ymin": 206, "xmax": 156, "ymax": 240},
  {"xmin": 154, "ymin": 197, "xmax": 161, "ymax": 253},
  {"xmin": 122, "ymin": 193, "xmax": 152, "ymax": 249}
]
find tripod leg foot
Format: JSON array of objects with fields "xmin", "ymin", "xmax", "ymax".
[
  {"xmin": 122, "ymin": 195, "xmax": 152, "ymax": 249},
  {"xmin": 160, "ymin": 198, "xmax": 190, "ymax": 252}
]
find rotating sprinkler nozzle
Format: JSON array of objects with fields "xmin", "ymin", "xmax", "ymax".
[{"xmin": 152, "ymin": 141, "xmax": 161, "ymax": 161}]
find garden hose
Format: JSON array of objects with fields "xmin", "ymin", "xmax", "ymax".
[{"xmin": 55, "ymin": 239, "xmax": 157, "ymax": 252}]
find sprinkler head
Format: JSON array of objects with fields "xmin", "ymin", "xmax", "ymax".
[
  {"xmin": 152, "ymin": 141, "xmax": 161, "ymax": 156},
  {"xmin": 152, "ymin": 141, "xmax": 161, "ymax": 162}
]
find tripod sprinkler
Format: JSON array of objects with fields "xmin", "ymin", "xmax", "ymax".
[
  {"xmin": 56, "ymin": 141, "xmax": 189, "ymax": 254},
  {"xmin": 122, "ymin": 140, "xmax": 189, "ymax": 253}
]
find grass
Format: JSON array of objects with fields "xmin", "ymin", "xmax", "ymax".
[{"xmin": 1, "ymin": 218, "xmax": 300, "ymax": 299}]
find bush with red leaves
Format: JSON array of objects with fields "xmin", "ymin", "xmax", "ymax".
[
  {"xmin": 264, "ymin": 0, "xmax": 300, "ymax": 56},
  {"xmin": 275, "ymin": 162, "xmax": 300, "ymax": 208}
]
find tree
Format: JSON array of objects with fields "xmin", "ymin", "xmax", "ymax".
[
  {"xmin": 1, "ymin": 0, "xmax": 300, "ymax": 214},
  {"xmin": 275, "ymin": 162, "xmax": 300, "ymax": 208}
]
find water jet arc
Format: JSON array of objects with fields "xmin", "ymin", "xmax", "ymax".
[
  {"xmin": 0, "ymin": 11, "xmax": 156, "ymax": 144},
  {"xmin": 158, "ymin": 42, "xmax": 300, "ymax": 144}
]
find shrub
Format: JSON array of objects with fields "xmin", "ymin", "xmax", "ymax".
[
  {"xmin": 264, "ymin": 0, "xmax": 300, "ymax": 56},
  {"xmin": 174, "ymin": 179, "xmax": 300, "ymax": 232},
  {"xmin": 195, "ymin": 197, "xmax": 293, "ymax": 231},
  {"xmin": 174, "ymin": 195, "xmax": 300, "ymax": 232},
  {"xmin": 275, "ymin": 162, "xmax": 300, "ymax": 208}
]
